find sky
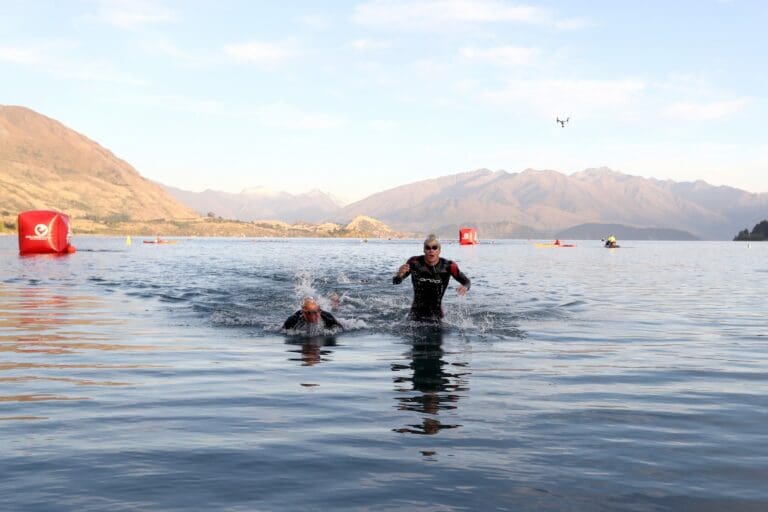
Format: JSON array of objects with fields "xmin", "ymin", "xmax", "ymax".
[{"xmin": 1, "ymin": 0, "xmax": 766, "ymax": 203}]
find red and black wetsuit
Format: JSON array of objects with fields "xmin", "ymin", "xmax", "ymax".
[{"xmin": 393, "ymin": 256, "xmax": 471, "ymax": 322}]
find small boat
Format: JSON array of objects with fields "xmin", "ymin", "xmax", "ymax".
[
  {"xmin": 534, "ymin": 242, "xmax": 576, "ymax": 248},
  {"xmin": 143, "ymin": 240, "xmax": 178, "ymax": 244}
]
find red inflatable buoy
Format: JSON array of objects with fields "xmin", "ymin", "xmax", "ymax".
[
  {"xmin": 17, "ymin": 210, "xmax": 75, "ymax": 255},
  {"xmin": 459, "ymin": 227, "xmax": 478, "ymax": 245}
]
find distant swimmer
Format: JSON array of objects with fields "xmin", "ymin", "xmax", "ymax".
[
  {"xmin": 556, "ymin": 116, "xmax": 570, "ymax": 127},
  {"xmin": 393, "ymin": 234, "xmax": 471, "ymax": 323},
  {"xmin": 283, "ymin": 296, "xmax": 343, "ymax": 332}
]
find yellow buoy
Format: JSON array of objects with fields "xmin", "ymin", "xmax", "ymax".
[{"xmin": 126, "ymin": 235, "xmax": 132, "ymax": 246}]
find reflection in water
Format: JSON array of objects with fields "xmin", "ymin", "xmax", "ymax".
[
  {"xmin": 0, "ymin": 376, "xmax": 129, "ymax": 386},
  {"xmin": 0, "ymin": 284, "xmax": 161, "ymax": 417},
  {"xmin": 0, "ymin": 363, "xmax": 160, "ymax": 371},
  {"xmin": 285, "ymin": 336, "xmax": 338, "ymax": 366},
  {"xmin": 392, "ymin": 326, "xmax": 468, "ymax": 435},
  {"xmin": 0, "ymin": 394, "xmax": 89, "ymax": 403},
  {"xmin": 0, "ymin": 286, "xmax": 129, "ymax": 355}
]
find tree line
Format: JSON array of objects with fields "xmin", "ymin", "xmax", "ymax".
[{"xmin": 733, "ymin": 220, "xmax": 768, "ymax": 241}]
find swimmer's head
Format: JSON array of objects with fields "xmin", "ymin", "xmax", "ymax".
[
  {"xmin": 423, "ymin": 234, "xmax": 441, "ymax": 254},
  {"xmin": 301, "ymin": 296, "xmax": 321, "ymax": 323}
]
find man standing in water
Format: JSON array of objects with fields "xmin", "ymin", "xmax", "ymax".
[{"xmin": 393, "ymin": 234, "xmax": 471, "ymax": 322}]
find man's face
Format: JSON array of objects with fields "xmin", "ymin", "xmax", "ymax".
[
  {"xmin": 302, "ymin": 303, "xmax": 321, "ymax": 324},
  {"xmin": 424, "ymin": 243, "xmax": 441, "ymax": 261}
]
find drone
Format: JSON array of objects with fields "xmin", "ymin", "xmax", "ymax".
[{"xmin": 556, "ymin": 116, "xmax": 570, "ymax": 127}]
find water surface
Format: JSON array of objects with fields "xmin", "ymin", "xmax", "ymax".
[{"xmin": 1, "ymin": 236, "xmax": 766, "ymax": 511}]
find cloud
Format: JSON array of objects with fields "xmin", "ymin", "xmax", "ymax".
[
  {"xmin": 352, "ymin": 0, "xmax": 587, "ymax": 30},
  {"xmin": 481, "ymin": 78, "xmax": 646, "ymax": 116},
  {"xmin": 252, "ymin": 103, "xmax": 346, "ymax": 130},
  {"xmin": 92, "ymin": 0, "xmax": 176, "ymax": 29},
  {"xmin": 299, "ymin": 14, "xmax": 333, "ymax": 30},
  {"xmin": 119, "ymin": 95, "xmax": 343, "ymax": 130},
  {"xmin": 0, "ymin": 46, "xmax": 42, "ymax": 64},
  {"xmin": 58, "ymin": 59, "xmax": 147, "ymax": 85},
  {"xmin": 223, "ymin": 40, "xmax": 299, "ymax": 64},
  {"xmin": 123, "ymin": 94, "xmax": 229, "ymax": 115},
  {"xmin": 368, "ymin": 119, "xmax": 400, "ymax": 131},
  {"xmin": 139, "ymin": 38, "xmax": 211, "ymax": 68},
  {"xmin": 412, "ymin": 58, "xmax": 451, "ymax": 76},
  {"xmin": 0, "ymin": 42, "xmax": 145, "ymax": 85},
  {"xmin": 459, "ymin": 45, "xmax": 537, "ymax": 66},
  {"xmin": 554, "ymin": 17, "xmax": 594, "ymax": 31},
  {"xmin": 662, "ymin": 98, "xmax": 749, "ymax": 121},
  {"xmin": 348, "ymin": 39, "xmax": 392, "ymax": 52}
]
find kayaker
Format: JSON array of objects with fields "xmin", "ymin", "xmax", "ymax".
[{"xmin": 393, "ymin": 234, "xmax": 471, "ymax": 322}]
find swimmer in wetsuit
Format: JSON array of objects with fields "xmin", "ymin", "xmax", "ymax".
[
  {"xmin": 392, "ymin": 234, "xmax": 471, "ymax": 322},
  {"xmin": 283, "ymin": 296, "xmax": 343, "ymax": 332}
]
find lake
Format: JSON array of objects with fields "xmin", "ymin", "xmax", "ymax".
[{"xmin": 1, "ymin": 236, "xmax": 766, "ymax": 511}]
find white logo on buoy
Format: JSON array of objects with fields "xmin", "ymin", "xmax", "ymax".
[{"xmin": 35, "ymin": 224, "xmax": 49, "ymax": 236}]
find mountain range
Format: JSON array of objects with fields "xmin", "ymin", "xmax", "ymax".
[
  {"xmin": 168, "ymin": 166, "xmax": 767, "ymax": 240},
  {"xmin": 162, "ymin": 184, "xmax": 343, "ymax": 223},
  {"xmin": 336, "ymin": 168, "xmax": 768, "ymax": 240},
  {"xmin": 2, "ymin": 105, "xmax": 766, "ymax": 240}
]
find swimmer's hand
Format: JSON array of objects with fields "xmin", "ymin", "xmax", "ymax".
[
  {"xmin": 397, "ymin": 264, "xmax": 410, "ymax": 278},
  {"xmin": 457, "ymin": 285, "xmax": 468, "ymax": 296}
]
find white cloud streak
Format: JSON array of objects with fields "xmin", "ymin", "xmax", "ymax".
[
  {"xmin": 122, "ymin": 95, "xmax": 345, "ymax": 130},
  {"xmin": 0, "ymin": 46, "xmax": 42, "ymax": 64},
  {"xmin": 223, "ymin": 41, "xmax": 299, "ymax": 64},
  {"xmin": 662, "ymin": 98, "xmax": 749, "ymax": 121},
  {"xmin": 349, "ymin": 39, "xmax": 392, "ymax": 52},
  {"xmin": 459, "ymin": 46, "xmax": 537, "ymax": 66},
  {"xmin": 92, "ymin": 0, "xmax": 176, "ymax": 29},
  {"xmin": 299, "ymin": 14, "xmax": 333, "ymax": 30},
  {"xmin": 352, "ymin": 0, "xmax": 587, "ymax": 30},
  {"xmin": 482, "ymin": 78, "xmax": 646, "ymax": 116},
  {"xmin": 0, "ymin": 42, "xmax": 145, "ymax": 85},
  {"xmin": 138, "ymin": 38, "xmax": 212, "ymax": 68},
  {"xmin": 252, "ymin": 103, "xmax": 346, "ymax": 130}
]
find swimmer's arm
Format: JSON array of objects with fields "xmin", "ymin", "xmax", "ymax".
[
  {"xmin": 283, "ymin": 311, "xmax": 301, "ymax": 329},
  {"xmin": 321, "ymin": 311, "xmax": 343, "ymax": 330},
  {"xmin": 393, "ymin": 262, "xmax": 411, "ymax": 284},
  {"xmin": 449, "ymin": 262, "xmax": 471, "ymax": 295}
]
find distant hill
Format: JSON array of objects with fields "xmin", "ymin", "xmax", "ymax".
[
  {"xmin": 339, "ymin": 168, "xmax": 768, "ymax": 240},
  {"xmin": 653, "ymin": 179, "xmax": 768, "ymax": 239},
  {"xmin": 0, "ymin": 105, "xmax": 197, "ymax": 222},
  {"xmin": 66, "ymin": 214, "xmax": 403, "ymax": 238},
  {"xmin": 733, "ymin": 220, "xmax": 768, "ymax": 241},
  {"xmin": 163, "ymin": 184, "xmax": 343, "ymax": 223},
  {"xmin": 0, "ymin": 105, "xmax": 400, "ymax": 239},
  {"xmin": 556, "ymin": 223, "xmax": 698, "ymax": 241}
]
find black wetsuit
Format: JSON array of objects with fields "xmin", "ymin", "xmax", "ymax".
[
  {"xmin": 393, "ymin": 256, "xmax": 471, "ymax": 322},
  {"xmin": 283, "ymin": 310, "xmax": 343, "ymax": 331}
]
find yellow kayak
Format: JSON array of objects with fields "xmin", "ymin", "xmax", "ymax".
[{"xmin": 534, "ymin": 242, "xmax": 576, "ymax": 248}]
